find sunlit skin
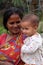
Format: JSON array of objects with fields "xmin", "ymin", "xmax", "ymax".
[
  {"xmin": 21, "ymin": 21, "xmax": 37, "ymax": 37},
  {"xmin": 6, "ymin": 14, "xmax": 21, "ymax": 36}
]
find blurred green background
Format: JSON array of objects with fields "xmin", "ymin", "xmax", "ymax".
[{"xmin": 0, "ymin": 0, "xmax": 43, "ymax": 34}]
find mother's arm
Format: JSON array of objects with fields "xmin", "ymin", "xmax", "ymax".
[{"xmin": 0, "ymin": 61, "xmax": 13, "ymax": 65}]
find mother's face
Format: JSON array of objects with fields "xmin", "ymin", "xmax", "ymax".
[{"xmin": 6, "ymin": 14, "xmax": 21, "ymax": 34}]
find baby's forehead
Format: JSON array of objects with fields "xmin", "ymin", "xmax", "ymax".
[{"xmin": 21, "ymin": 21, "xmax": 32, "ymax": 27}]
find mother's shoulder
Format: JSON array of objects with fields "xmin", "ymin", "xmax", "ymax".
[{"xmin": 0, "ymin": 33, "xmax": 7, "ymax": 38}]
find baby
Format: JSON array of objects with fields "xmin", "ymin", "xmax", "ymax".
[{"xmin": 20, "ymin": 14, "xmax": 43, "ymax": 65}]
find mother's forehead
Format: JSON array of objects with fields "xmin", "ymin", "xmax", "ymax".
[{"xmin": 8, "ymin": 14, "xmax": 21, "ymax": 21}]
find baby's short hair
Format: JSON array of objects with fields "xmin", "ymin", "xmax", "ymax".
[{"xmin": 22, "ymin": 14, "xmax": 39, "ymax": 27}]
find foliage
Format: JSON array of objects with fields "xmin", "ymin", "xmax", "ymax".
[
  {"xmin": 38, "ymin": 22, "xmax": 43, "ymax": 33},
  {"xmin": 0, "ymin": 0, "xmax": 14, "ymax": 10},
  {"xmin": 0, "ymin": 26, "xmax": 7, "ymax": 35}
]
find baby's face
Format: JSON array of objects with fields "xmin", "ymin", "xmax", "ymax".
[{"xmin": 21, "ymin": 21, "xmax": 36, "ymax": 36}]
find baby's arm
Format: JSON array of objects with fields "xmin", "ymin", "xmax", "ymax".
[
  {"xmin": 24, "ymin": 64, "xmax": 36, "ymax": 65},
  {"xmin": 21, "ymin": 37, "xmax": 42, "ymax": 54}
]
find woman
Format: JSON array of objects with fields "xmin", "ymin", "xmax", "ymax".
[{"xmin": 0, "ymin": 7, "xmax": 25, "ymax": 65}]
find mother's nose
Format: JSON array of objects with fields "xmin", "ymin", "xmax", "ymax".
[{"xmin": 13, "ymin": 23, "xmax": 18, "ymax": 27}]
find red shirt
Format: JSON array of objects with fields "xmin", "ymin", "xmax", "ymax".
[{"xmin": 0, "ymin": 33, "xmax": 23, "ymax": 65}]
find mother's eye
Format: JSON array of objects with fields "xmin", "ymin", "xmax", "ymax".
[
  {"xmin": 16, "ymin": 21, "xmax": 20, "ymax": 24},
  {"xmin": 9, "ymin": 22, "xmax": 14, "ymax": 24}
]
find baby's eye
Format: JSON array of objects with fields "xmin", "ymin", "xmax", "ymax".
[
  {"xmin": 16, "ymin": 21, "xmax": 20, "ymax": 24},
  {"xmin": 21, "ymin": 28, "xmax": 28, "ymax": 30},
  {"xmin": 25, "ymin": 28, "xmax": 28, "ymax": 30}
]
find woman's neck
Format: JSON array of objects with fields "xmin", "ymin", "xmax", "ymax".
[
  {"xmin": 8, "ymin": 32, "xmax": 21, "ymax": 38},
  {"xmin": 5, "ymin": 32, "xmax": 20, "ymax": 43}
]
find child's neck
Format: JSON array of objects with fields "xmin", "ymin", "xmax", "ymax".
[{"xmin": 29, "ymin": 32, "xmax": 38, "ymax": 37}]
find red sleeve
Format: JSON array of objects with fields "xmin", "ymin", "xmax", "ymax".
[{"xmin": 0, "ymin": 33, "xmax": 7, "ymax": 45}]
